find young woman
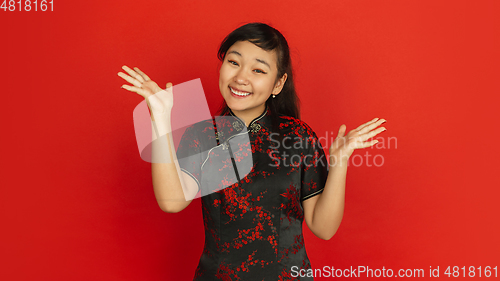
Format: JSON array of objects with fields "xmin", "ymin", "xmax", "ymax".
[{"xmin": 118, "ymin": 22, "xmax": 386, "ymax": 280}]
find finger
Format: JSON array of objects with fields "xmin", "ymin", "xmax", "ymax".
[
  {"xmin": 134, "ymin": 67, "xmax": 151, "ymax": 82},
  {"xmin": 337, "ymin": 124, "xmax": 346, "ymax": 138},
  {"xmin": 360, "ymin": 139, "xmax": 379, "ymax": 148},
  {"xmin": 121, "ymin": 84, "xmax": 148, "ymax": 99},
  {"xmin": 355, "ymin": 117, "xmax": 379, "ymax": 132},
  {"xmin": 122, "ymin": 65, "xmax": 145, "ymax": 83},
  {"xmin": 164, "ymin": 82, "xmax": 173, "ymax": 95},
  {"xmin": 118, "ymin": 71, "xmax": 142, "ymax": 88},
  {"xmin": 360, "ymin": 126, "xmax": 386, "ymax": 141},
  {"xmin": 349, "ymin": 138, "xmax": 378, "ymax": 150},
  {"xmin": 358, "ymin": 118, "xmax": 387, "ymax": 135}
]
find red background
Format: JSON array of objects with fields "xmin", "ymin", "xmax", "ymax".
[{"xmin": 2, "ymin": 0, "xmax": 499, "ymax": 280}]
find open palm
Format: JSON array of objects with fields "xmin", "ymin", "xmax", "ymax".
[
  {"xmin": 329, "ymin": 117, "xmax": 387, "ymax": 164},
  {"xmin": 118, "ymin": 65, "xmax": 173, "ymax": 114}
]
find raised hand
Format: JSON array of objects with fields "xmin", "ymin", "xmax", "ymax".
[
  {"xmin": 329, "ymin": 117, "xmax": 387, "ymax": 165},
  {"xmin": 118, "ymin": 65, "xmax": 173, "ymax": 114}
]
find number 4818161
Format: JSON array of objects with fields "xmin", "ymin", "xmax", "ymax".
[
  {"xmin": 1, "ymin": 0, "xmax": 53, "ymax": 11},
  {"xmin": 444, "ymin": 266, "xmax": 497, "ymax": 278}
]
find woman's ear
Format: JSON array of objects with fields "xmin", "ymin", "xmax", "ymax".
[{"xmin": 272, "ymin": 73, "xmax": 288, "ymax": 96}]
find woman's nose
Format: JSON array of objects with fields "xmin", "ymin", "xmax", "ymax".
[{"xmin": 234, "ymin": 69, "xmax": 249, "ymax": 85}]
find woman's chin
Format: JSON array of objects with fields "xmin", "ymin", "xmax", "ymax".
[
  {"xmin": 226, "ymin": 105, "xmax": 245, "ymax": 113},
  {"xmin": 224, "ymin": 99, "xmax": 243, "ymax": 111}
]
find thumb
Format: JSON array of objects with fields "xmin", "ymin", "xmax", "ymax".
[
  {"xmin": 337, "ymin": 124, "xmax": 346, "ymax": 138},
  {"xmin": 166, "ymin": 82, "xmax": 173, "ymax": 89}
]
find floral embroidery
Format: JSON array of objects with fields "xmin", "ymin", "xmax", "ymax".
[{"xmin": 178, "ymin": 112, "xmax": 328, "ymax": 280}]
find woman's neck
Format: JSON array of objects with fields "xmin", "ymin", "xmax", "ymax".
[{"xmin": 230, "ymin": 104, "xmax": 266, "ymax": 127}]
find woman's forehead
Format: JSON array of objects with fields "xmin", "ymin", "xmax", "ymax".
[{"xmin": 227, "ymin": 41, "xmax": 277, "ymax": 68}]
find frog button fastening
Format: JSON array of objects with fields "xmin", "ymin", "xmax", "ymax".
[
  {"xmin": 215, "ymin": 131, "xmax": 224, "ymax": 141},
  {"xmin": 233, "ymin": 121, "xmax": 243, "ymax": 132},
  {"xmin": 249, "ymin": 123, "xmax": 261, "ymax": 133}
]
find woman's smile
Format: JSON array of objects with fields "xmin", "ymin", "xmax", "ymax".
[{"xmin": 229, "ymin": 86, "xmax": 252, "ymax": 98}]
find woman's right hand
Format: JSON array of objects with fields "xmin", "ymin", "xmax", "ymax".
[{"xmin": 118, "ymin": 65, "xmax": 173, "ymax": 114}]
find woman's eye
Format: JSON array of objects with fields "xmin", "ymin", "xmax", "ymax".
[
  {"xmin": 253, "ymin": 69, "xmax": 266, "ymax": 74},
  {"xmin": 228, "ymin": 60, "xmax": 238, "ymax": 66}
]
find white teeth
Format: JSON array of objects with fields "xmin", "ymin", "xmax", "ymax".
[{"xmin": 230, "ymin": 87, "xmax": 251, "ymax": 96}]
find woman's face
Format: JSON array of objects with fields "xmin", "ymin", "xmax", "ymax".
[{"xmin": 219, "ymin": 40, "xmax": 287, "ymax": 120}]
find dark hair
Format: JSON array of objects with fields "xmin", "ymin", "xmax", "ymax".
[{"xmin": 217, "ymin": 22, "xmax": 300, "ymax": 133}]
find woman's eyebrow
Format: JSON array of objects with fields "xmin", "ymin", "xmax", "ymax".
[
  {"xmin": 227, "ymin": 50, "xmax": 271, "ymax": 69},
  {"xmin": 255, "ymin": 59, "xmax": 270, "ymax": 69},
  {"xmin": 227, "ymin": 50, "xmax": 242, "ymax": 57}
]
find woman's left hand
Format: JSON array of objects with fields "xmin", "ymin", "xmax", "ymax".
[{"xmin": 329, "ymin": 117, "xmax": 387, "ymax": 165}]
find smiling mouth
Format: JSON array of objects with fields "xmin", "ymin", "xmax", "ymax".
[{"xmin": 230, "ymin": 86, "xmax": 251, "ymax": 97}]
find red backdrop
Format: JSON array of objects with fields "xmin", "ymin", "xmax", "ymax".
[{"xmin": 2, "ymin": 0, "xmax": 499, "ymax": 280}]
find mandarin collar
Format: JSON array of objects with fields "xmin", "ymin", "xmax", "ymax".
[{"xmin": 228, "ymin": 105, "xmax": 269, "ymax": 133}]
